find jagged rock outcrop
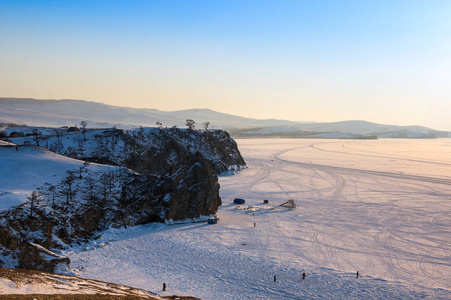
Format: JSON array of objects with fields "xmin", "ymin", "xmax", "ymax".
[
  {"xmin": 18, "ymin": 243, "xmax": 70, "ymax": 272},
  {"xmin": 0, "ymin": 205, "xmax": 71, "ymax": 272},
  {"xmin": 118, "ymin": 128, "xmax": 245, "ymax": 175},
  {"xmin": 124, "ymin": 152, "xmax": 221, "ymax": 222}
]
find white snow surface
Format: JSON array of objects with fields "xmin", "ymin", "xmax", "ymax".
[
  {"xmin": 67, "ymin": 139, "xmax": 451, "ymax": 299},
  {"xmin": 0, "ymin": 268, "xmax": 162, "ymax": 298},
  {"xmin": 0, "ymin": 145, "xmax": 117, "ymax": 211},
  {"xmin": 0, "ymin": 146, "xmax": 77, "ymax": 211}
]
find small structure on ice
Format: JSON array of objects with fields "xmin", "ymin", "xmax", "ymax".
[
  {"xmin": 208, "ymin": 216, "xmax": 218, "ymax": 224},
  {"xmin": 280, "ymin": 199, "xmax": 296, "ymax": 210},
  {"xmin": 234, "ymin": 198, "xmax": 245, "ymax": 204},
  {"xmin": 263, "ymin": 199, "xmax": 269, "ymax": 204}
]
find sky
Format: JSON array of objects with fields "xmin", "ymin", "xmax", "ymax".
[{"xmin": 1, "ymin": 0, "xmax": 451, "ymax": 130}]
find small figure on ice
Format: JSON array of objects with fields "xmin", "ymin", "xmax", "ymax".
[
  {"xmin": 356, "ymin": 271, "xmax": 359, "ymax": 279},
  {"xmin": 163, "ymin": 282, "xmax": 166, "ymax": 291},
  {"xmin": 302, "ymin": 272, "xmax": 306, "ymax": 280},
  {"xmin": 254, "ymin": 222, "xmax": 256, "ymax": 227},
  {"xmin": 274, "ymin": 275, "xmax": 277, "ymax": 282}
]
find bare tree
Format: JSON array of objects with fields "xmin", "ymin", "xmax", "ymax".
[
  {"xmin": 85, "ymin": 176, "xmax": 96, "ymax": 201},
  {"xmin": 100, "ymin": 173, "xmax": 110, "ymax": 200},
  {"xmin": 53, "ymin": 128, "xmax": 63, "ymax": 143},
  {"xmin": 80, "ymin": 121, "xmax": 87, "ymax": 141},
  {"xmin": 186, "ymin": 119, "xmax": 195, "ymax": 130},
  {"xmin": 52, "ymin": 128, "xmax": 64, "ymax": 153},
  {"xmin": 62, "ymin": 171, "xmax": 76, "ymax": 204},
  {"xmin": 77, "ymin": 137, "xmax": 84, "ymax": 156},
  {"xmin": 78, "ymin": 166, "xmax": 84, "ymax": 179},
  {"xmin": 32, "ymin": 128, "xmax": 41, "ymax": 146},
  {"xmin": 156, "ymin": 122, "xmax": 163, "ymax": 128},
  {"xmin": 27, "ymin": 191, "xmax": 42, "ymax": 218},
  {"xmin": 48, "ymin": 185, "xmax": 56, "ymax": 207},
  {"xmin": 202, "ymin": 121, "xmax": 210, "ymax": 131}
]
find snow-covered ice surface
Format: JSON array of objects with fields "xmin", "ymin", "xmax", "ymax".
[{"xmin": 68, "ymin": 139, "xmax": 451, "ymax": 299}]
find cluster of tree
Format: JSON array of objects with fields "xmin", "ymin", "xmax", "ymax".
[
  {"xmin": 154, "ymin": 119, "xmax": 210, "ymax": 131},
  {"xmin": 186, "ymin": 119, "xmax": 210, "ymax": 131},
  {"xmin": 28, "ymin": 161, "xmax": 130, "ymax": 218}
]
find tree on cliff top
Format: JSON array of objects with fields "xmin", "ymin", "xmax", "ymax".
[
  {"xmin": 186, "ymin": 119, "xmax": 195, "ymax": 130},
  {"xmin": 32, "ymin": 128, "xmax": 41, "ymax": 146},
  {"xmin": 80, "ymin": 121, "xmax": 87, "ymax": 141}
]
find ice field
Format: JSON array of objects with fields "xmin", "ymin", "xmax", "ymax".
[{"xmin": 69, "ymin": 139, "xmax": 451, "ymax": 299}]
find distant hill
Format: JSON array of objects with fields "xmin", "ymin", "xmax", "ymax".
[
  {"xmin": 1, "ymin": 98, "xmax": 449, "ymax": 138},
  {"xmin": 0, "ymin": 97, "xmax": 295, "ymax": 129}
]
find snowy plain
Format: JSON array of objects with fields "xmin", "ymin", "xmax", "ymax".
[{"xmin": 66, "ymin": 138, "xmax": 451, "ymax": 299}]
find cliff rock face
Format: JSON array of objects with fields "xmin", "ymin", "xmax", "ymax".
[
  {"xmin": 119, "ymin": 152, "xmax": 222, "ymax": 224},
  {"xmin": 0, "ymin": 127, "xmax": 244, "ymax": 273},
  {"xmin": 115, "ymin": 128, "xmax": 245, "ymax": 175},
  {"xmin": 18, "ymin": 243, "xmax": 70, "ymax": 272},
  {"xmin": 152, "ymin": 152, "xmax": 221, "ymax": 221}
]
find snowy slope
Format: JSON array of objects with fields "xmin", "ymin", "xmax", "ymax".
[
  {"xmin": 0, "ymin": 267, "xmax": 164, "ymax": 298},
  {"xmin": 68, "ymin": 139, "xmax": 451, "ymax": 299},
  {"xmin": 0, "ymin": 145, "xmax": 114, "ymax": 211}
]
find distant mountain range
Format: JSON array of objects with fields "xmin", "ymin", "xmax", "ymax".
[{"xmin": 1, "ymin": 97, "xmax": 449, "ymax": 138}]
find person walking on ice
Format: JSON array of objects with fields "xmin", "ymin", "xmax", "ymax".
[
  {"xmin": 274, "ymin": 275, "xmax": 276, "ymax": 282},
  {"xmin": 302, "ymin": 272, "xmax": 306, "ymax": 280},
  {"xmin": 356, "ymin": 271, "xmax": 359, "ymax": 279}
]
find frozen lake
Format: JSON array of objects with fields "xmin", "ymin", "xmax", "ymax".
[{"xmin": 70, "ymin": 139, "xmax": 451, "ymax": 299}]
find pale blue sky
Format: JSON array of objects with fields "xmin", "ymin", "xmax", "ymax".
[{"xmin": 1, "ymin": 1, "xmax": 450, "ymax": 130}]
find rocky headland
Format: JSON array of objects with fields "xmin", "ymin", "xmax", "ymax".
[{"xmin": 0, "ymin": 127, "xmax": 245, "ymax": 273}]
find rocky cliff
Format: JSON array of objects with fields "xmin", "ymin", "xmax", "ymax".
[{"xmin": 0, "ymin": 127, "xmax": 245, "ymax": 273}]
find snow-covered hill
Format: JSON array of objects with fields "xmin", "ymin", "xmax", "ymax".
[
  {"xmin": 0, "ymin": 98, "xmax": 295, "ymax": 130},
  {"xmin": 230, "ymin": 120, "xmax": 450, "ymax": 139},
  {"xmin": 1, "ymin": 98, "xmax": 449, "ymax": 138},
  {"xmin": 0, "ymin": 145, "xmax": 116, "ymax": 211}
]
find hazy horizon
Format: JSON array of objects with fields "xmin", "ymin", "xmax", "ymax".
[
  {"xmin": 1, "ymin": 1, "xmax": 450, "ymax": 130},
  {"xmin": 1, "ymin": 97, "xmax": 450, "ymax": 132}
]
